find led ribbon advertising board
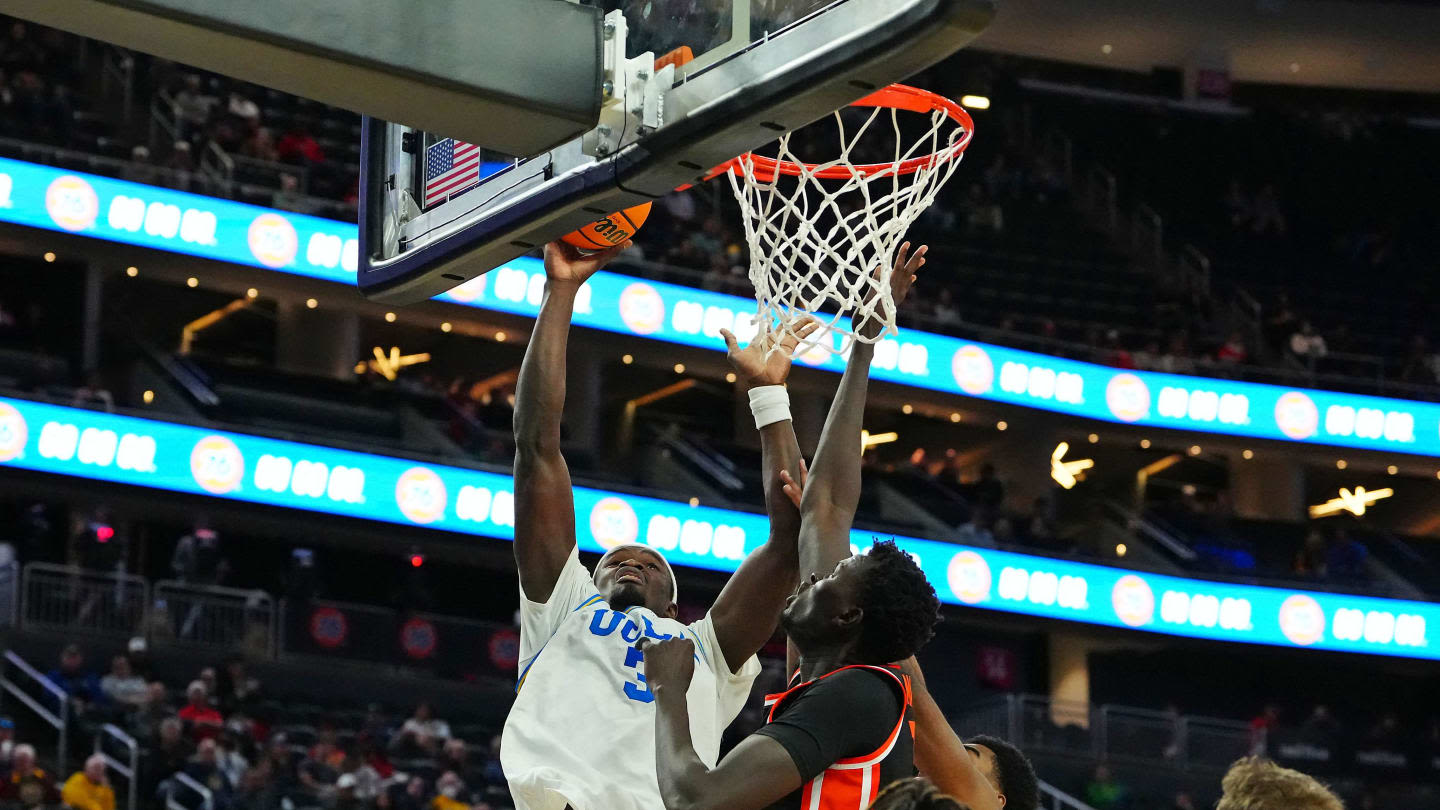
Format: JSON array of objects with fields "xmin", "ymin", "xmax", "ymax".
[
  {"xmin": 1, "ymin": 157, "xmax": 1435, "ymax": 457},
  {"xmin": 0, "ymin": 396, "xmax": 1431, "ymax": 660}
]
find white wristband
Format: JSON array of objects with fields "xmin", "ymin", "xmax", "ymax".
[{"xmin": 748, "ymin": 385, "xmax": 792, "ymax": 429}]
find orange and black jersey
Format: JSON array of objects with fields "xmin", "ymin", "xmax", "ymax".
[{"xmin": 754, "ymin": 664, "xmax": 915, "ymax": 810}]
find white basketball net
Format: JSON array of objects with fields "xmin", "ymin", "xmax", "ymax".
[{"xmin": 724, "ymin": 95, "xmax": 970, "ymax": 352}]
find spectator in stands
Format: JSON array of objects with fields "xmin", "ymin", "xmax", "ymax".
[
  {"xmin": 99, "ymin": 654, "xmax": 148, "ymax": 709},
  {"xmin": 1293, "ymin": 529, "xmax": 1328, "ymax": 580},
  {"xmin": 0, "ymin": 717, "xmax": 13, "ymax": 770},
  {"xmin": 1398, "ymin": 334, "xmax": 1437, "ymax": 385},
  {"xmin": 1288, "ymin": 320, "xmax": 1328, "ymax": 366},
  {"xmin": 334, "ymin": 772, "xmax": 365, "ymax": 810},
  {"xmin": 397, "ymin": 702, "xmax": 450, "ymax": 746},
  {"xmin": 431, "ymin": 770, "xmax": 487, "ymax": 810},
  {"xmin": 1365, "ymin": 712, "xmax": 1402, "ymax": 747},
  {"xmin": 1131, "ymin": 339, "xmax": 1161, "ymax": 371},
  {"xmin": 0, "ymin": 22, "xmax": 43, "ymax": 74},
  {"xmin": 171, "ymin": 518, "xmax": 227, "ymax": 588},
  {"xmin": 1025, "ymin": 495, "xmax": 1059, "ymax": 550},
  {"xmin": 931, "ymin": 288, "xmax": 962, "ymax": 328},
  {"xmin": 1215, "ymin": 330, "xmax": 1248, "ymax": 366},
  {"xmin": 151, "ymin": 717, "xmax": 194, "ymax": 785},
  {"xmin": 216, "ymin": 656, "xmax": 261, "ymax": 715},
  {"xmin": 954, "ymin": 506, "xmax": 997, "ymax": 549},
  {"xmin": 178, "ymin": 680, "xmax": 224, "ymax": 741},
  {"xmin": 186, "ymin": 738, "xmax": 235, "ymax": 800},
  {"xmin": 241, "ymin": 127, "xmax": 280, "ymax": 162},
  {"xmin": 969, "ymin": 463, "xmax": 1005, "ymax": 510},
  {"xmin": 1, "ymin": 744, "xmax": 58, "ymax": 807},
  {"xmin": 162, "ymin": 141, "xmax": 196, "ymax": 190},
  {"xmin": 1155, "ymin": 333, "xmax": 1196, "ymax": 374},
  {"xmin": 130, "ymin": 682, "xmax": 173, "ymax": 740},
  {"xmin": 1169, "ymin": 792, "xmax": 1196, "ymax": 810},
  {"xmin": 1300, "ymin": 705, "xmax": 1341, "ymax": 747},
  {"xmin": 121, "ymin": 145, "xmax": 159, "ymax": 185},
  {"xmin": 277, "ymin": 125, "xmax": 326, "ymax": 166},
  {"xmin": 271, "ymin": 172, "xmax": 310, "ymax": 214},
  {"xmin": 1325, "ymin": 527, "xmax": 1367, "ymax": 581},
  {"xmin": 1082, "ymin": 763, "xmax": 1126, "ymax": 810},
  {"xmin": 1216, "ymin": 757, "xmax": 1341, "ymax": 810},
  {"xmin": 61, "ymin": 754, "xmax": 114, "ymax": 810},
  {"xmin": 1101, "ymin": 330, "xmax": 1134, "ymax": 368},
  {"xmin": 70, "ymin": 372, "xmax": 115, "ymax": 412},
  {"xmin": 47, "ymin": 643, "xmax": 105, "ymax": 712},
  {"xmin": 226, "ymin": 89, "xmax": 261, "ymax": 130},
  {"xmin": 172, "ymin": 74, "xmax": 214, "ymax": 143},
  {"xmin": 214, "ymin": 731, "xmax": 249, "ymax": 790},
  {"xmin": 1248, "ymin": 704, "xmax": 1281, "ymax": 756}
]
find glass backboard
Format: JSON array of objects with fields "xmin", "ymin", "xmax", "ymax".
[{"xmin": 359, "ymin": 0, "xmax": 995, "ymax": 303}]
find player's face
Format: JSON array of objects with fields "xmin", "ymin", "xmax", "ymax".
[
  {"xmin": 966, "ymin": 744, "xmax": 1005, "ymax": 805},
  {"xmin": 595, "ymin": 546, "xmax": 676, "ymax": 617},
  {"xmin": 781, "ymin": 553, "xmax": 871, "ymax": 642}
]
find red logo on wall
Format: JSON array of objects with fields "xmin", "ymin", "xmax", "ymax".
[
  {"xmin": 977, "ymin": 645, "xmax": 1017, "ymax": 690},
  {"xmin": 400, "ymin": 617, "xmax": 438, "ymax": 660},
  {"xmin": 488, "ymin": 628, "xmax": 520, "ymax": 671},
  {"xmin": 309, "ymin": 606, "xmax": 349, "ymax": 648}
]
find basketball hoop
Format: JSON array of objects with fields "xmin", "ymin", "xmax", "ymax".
[{"xmin": 708, "ymin": 84, "xmax": 973, "ymax": 352}]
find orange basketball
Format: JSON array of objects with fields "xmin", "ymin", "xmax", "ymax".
[{"xmin": 562, "ymin": 202, "xmax": 651, "ymax": 250}]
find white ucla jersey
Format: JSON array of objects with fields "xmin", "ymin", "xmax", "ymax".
[{"xmin": 501, "ymin": 546, "xmax": 760, "ymax": 810}]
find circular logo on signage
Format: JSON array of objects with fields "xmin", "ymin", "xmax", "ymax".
[
  {"xmin": 247, "ymin": 213, "xmax": 300, "ymax": 268},
  {"xmin": 951, "ymin": 345, "xmax": 994, "ymax": 395},
  {"xmin": 618, "ymin": 283, "xmax": 665, "ymax": 335},
  {"xmin": 1278, "ymin": 594, "xmax": 1326, "ymax": 646},
  {"xmin": 1111, "ymin": 575, "xmax": 1156, "ymax": 627},
  {"xmin": 45, "ymin": 175, "xmax": 99, "ymax": 232},
  {"xmin": 400, "ymin": 617, "xmax": 438, "ymax": 660},
  {"xmin": 488, "ymin": 627, "xmax": 520, "ymax": 671},
  {"xmin": 190, "ymin": 435, "xmax": 245, "ymax": 494},
  {"xmin": 395, "ymin": 467, "xmax": 447, "ymax": 524},
  {"xmin": 1105, "ymin": 373, "xmax": 1151, "ymax": 423},
  {"xmin": 309, "ymin": 606, "xmax": 349, "ymax": 649},
  {"xmin": 1274, "ymin": 392, "xmax": 1319, "ymax": 440},
  {"xmin": 589, "ymin": 496, "xmax": 640, "ymax": 549},
  {"xmin": 0, "ymin": 402, "xmax": 27, "ymax": 462},
  {"xmin": 946, "ymin": 550, "xmax": 993, "ymax": 605},
  {"xmin": 445, "ymin": 275, "xmax": 488, "ymax": 303}
]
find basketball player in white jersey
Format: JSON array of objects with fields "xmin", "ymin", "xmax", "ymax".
[{"xmin": 501, "ymin": 239, "xmax": 818, "ymax": 810}]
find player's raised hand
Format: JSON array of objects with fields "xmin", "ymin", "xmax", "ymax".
[
  {"xmin": 636, "ymin": 637, "xmax": 696, "ymax": 694},
  {"xmin": 854, "ymin": 241, "xmax": 927, "ymax": 339},
  {"xmin": 543, "ymin": 239, "xmax": 632, "ymax": 286},
  {"xmin": 719, "ymin": 317, "xmax": 821, "ymax": 387}
]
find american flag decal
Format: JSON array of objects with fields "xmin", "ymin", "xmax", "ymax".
[{"xmin": 424, "ymin": 138, "xmax": 481, "ymax": 206}]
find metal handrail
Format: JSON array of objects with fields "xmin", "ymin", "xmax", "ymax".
[
  {"xmin": 166, "ymin": 771, "xmax": 214, "ymax": 810},
  {"xmin": 1, "ymin": 650, "xmax": 69, "ymax": 774},
  {"xmin": 1038, "ymin": 779, "xmax": 1097, "ymax": 810},
  {"xmin": 95, "ymin": 723, "xmax": 140, "ymax": 810},
  {"xmin": 155, "ymin": 579, "xmax": 277, "ymax": 658}
]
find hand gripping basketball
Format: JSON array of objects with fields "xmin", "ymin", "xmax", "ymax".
[{"xmin": 543, "ymin": 239, "xmax": 631, "ymax": 286}]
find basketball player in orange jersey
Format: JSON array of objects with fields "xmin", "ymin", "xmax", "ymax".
[
  {"xmin": 501, "ymin": 239, "xmax": 823, "ymax": 810},
  {"xmin": 642, "ymin": 243, "xmax": 942, "ymax": 810}
]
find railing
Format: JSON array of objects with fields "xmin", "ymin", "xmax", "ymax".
[
  {"xmin": 958, "ymin": 693, "xmax": 1253, "ymax": 774},
  {"xmin": 153, "ymin": 580, "xmax": 277, "ymax": 659},
  {"xmin": 199, "ymin": 140, "xmax": 235, "ymax": 187},
  {"xmin": 0, "ymin": 560, "xmax": 19, "ymax": 629},
  {"xmin": 231, "ymin": 153, "xmax": 310, "ymax": 194},
  {"xmin": 100, "ymin": 46, "xmax": 136, "ymax": 124},
  {"xmin": 1038, "ymin": 780, "xmax": 1096, "ymax": 810},
  {"xmin": 164, "ymin": 771, "xmax": 214, "ymax": 810},
  {"xmin": 149, "ymin": 88, "xmax": 181, "ymax": 152},
  {"xmin": 95, "ymin": 723, "xmax": 140, "ymax": 810},
  {"xmin": 21, "ymin": 563, "xmax": 148, "ymax": 640},
  {"xmin": 0, "ymin": 650, "xmax": 69, "ymax": 774},
  {"xmin": 1132, "ymin": 203, "xmax": 1164, "ymax": 270}
]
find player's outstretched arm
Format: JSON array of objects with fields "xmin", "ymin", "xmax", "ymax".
[
  {"xmin": 796, "ymin": 243, "xmax": 926, "ymax": 579},
  {"xmin": 513, "ymin": 240, "xmax": 630, "ymax": 602},
  {"xmin": 707, "ymin": 320, "xmax": 817, "ymax": 672},
  {"xmin": 901, "ymin": 656, "xmax": 1004, "ymax": 810}
]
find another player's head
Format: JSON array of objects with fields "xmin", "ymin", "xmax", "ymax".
[
  {"xmin": 781, "ymin": 539, "xmax": 939, "ymax": 664},
  {"xmin": 869, "ymin": 777, "xmax": 971, "ymax": 810},
  {"xmin": 1217, "ymin": 757, "xmax": 1342, "ymax": 810},
  {"xmin": 966, "ymin": 735, "xmax": 1039, "ymax": 810},
  {"xmin": 594, "ymin": 544, "xmax": 678, "ymax": 617}
]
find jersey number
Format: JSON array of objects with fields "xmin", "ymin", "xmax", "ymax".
[{"xmin": 622, "ymin": 646, "xmax": 654, "ymax": 703}]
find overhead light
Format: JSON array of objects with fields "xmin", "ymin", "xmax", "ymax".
[
  {"xmin": 1188, "ymin": 445, "xmax": 1202, "ymax": 456},
  {"xmin": 1309, "ymin": 486, "xmax": 1392, "ymax": 518},
  {"xmin": 495, "ymin": 331, "xmax": 507, "ymax": 342},
  {"xmin": 1241, "ymin": 449, "xmax": 1254, "ymax": 460},
  {"xmin": 1139, "ymin": 439, "xmax": 1152, "ymax": 449},
  {"xmin": 622, "ymin": 354, "xmax": 634, "ymax": 365},
  {"xmin": 996, "ymin": 421, "xmax": 1008, "ymax": 431},
  {"xmin": 384, "ymin": 312, "xmax": 397, "ymax": 323},
  {"xmin": 186, "ymin": 277, "xmax": 199, "ymax": 288},
  {"xmin": 960, "ymin": 94, "xmax": 990, "ymax": 110},
  {"xmin": 1335, "ymin": 459, "xmax": 1347, "ymax": 470},
  {"xmin": 440, "ymin": 322, "xmax": 452, "ymax": 333},
  {"xmin": 688, "ymin": 497, "xmax": 699, "ymax": 507},
  {"xmin": 246, "ymin": 288, "xmax": 259, "ymax": 299},
  {"xmin": 1182, "ymin": 484, "xmax": 1197, "ymax": 496},
  {"xmin": 1115, "ymin": 543, "xmax": 1127, "ymax": 557},
  {"xmin": 1289, "ymin": 62, "xmax": 1300, "ymax": 73},
  {"xmin": 1087, "ymin": 433, "xmax": 1099, "ymax": 444},
  {"xmin": 142, "ymin": 390, "xmax": 154, "ymax": 404},
  {"xmin": 725, "ymin": 372, "xmax": 737, "ymax": 383},
  {"xmin": 949, "ymin": 412, "xmax": 961, "ymax": 423},
  {"xmin": 1050, "ymin": 442, "xmax": 1094, "ymax": 489},
  {"xmin": 125, "ymin": 266, "xmax": 138, "ymax": 277},
  {"xmin": 902, "ymin": 404, "xmax": 914, "ymax": 414},
  {"xmin": 305, "ymin": 298, "xmax": 318, "ymax": 309},
  {"xmin": 42, "ymin": 252, "xmax": 55, "ymax": 263},
  {"xmin": 674, "ymin": 363, "xmax": 685, "ymax": 374},
  {"xmin": 1102, "ymin": 43, "xmax": 1113, "ymax": 55},
  {"xmin": 860, "ymin": 429, "xmax": 899, "ymax": 452},
  {"xmin": 1387, "ymin": 465, "xmax": 1398, "ymax": 476}
]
